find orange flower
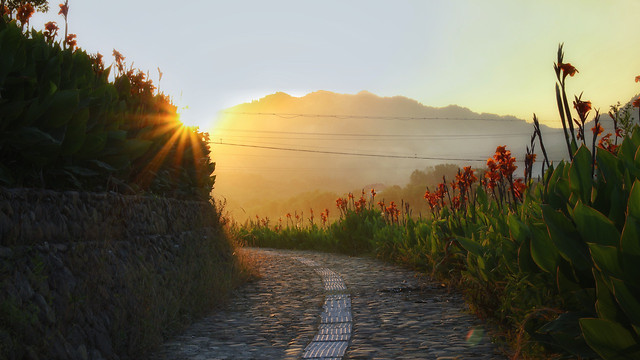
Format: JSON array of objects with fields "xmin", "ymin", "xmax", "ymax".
[
  {"xmin": 44, "ymin": 21, "xmax": 59, "ymax": 42},
  {"xmin": 591, "ymin": 123, "xmax": 604, "ymax": 136},
  {"xmin": 616, "ymin": 128, "xmax": 623, "ymax": 138},
  {"xmin": 633, "ymin": 98, "xmax": 640, "ymax": 108},
  {"xmin": 16, "ymin": 3, "xmax": 35, "ymax": 24},
  {"xmin": 558, "ymin": 62, "xmax": 578, "ymax": 78},
  {"xmin": 574, "ymin": 99, "xmax": 592, "ymax": 119},
  {"xmin": 59, "ymin": 2, "xmax": 69, "ymax": 17},
  {"xmin": 636, "ymin": 75, "xmax": 640, "ymax": 83},
  {"xmin": 65, "ymin": 33, "xmax": 77, "ymax": 51},
  {"xmin": 512, "ymin": 179, "xmax": 527, "ymax": 201}
]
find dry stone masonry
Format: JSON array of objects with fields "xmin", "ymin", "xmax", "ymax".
[{"xmin": 0, "ymin": 188, "xmax": 231, "ymax": 360}]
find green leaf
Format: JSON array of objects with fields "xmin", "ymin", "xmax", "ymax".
[
  {"xmin": 628, "ymin": 180, "xmax": 640, "ymax": 220},
  {"xmin": 529, "ymin": 222, "xmax": 558, "ymax": 273},
  {"xmin": 589, "ymin": 244, "xmax": 624, "ymax": 279},
  {"xmin": 537, "ymin": 312, "xmax": 599, "ymax": 358},
  {"xmin": 455, "ymin": 237, "xmax": 483, "ymax": 256},
  {"xmin": 541, "ymin": 205, "xmax": 591, "ymax": 270},
  {"xmin": 107, "ymin": 130, "xmax": 127, "ymax": 141},
  {"xmin": 63, "ymin": 166, "xmax": 99, "ymax": 177},
  {"xmin": 596, "ymin": 146, "xmax": 623, "ymax": 184},
  {"xmin": 611, "ymin": 278, "xmax": 640, "ymax": 327},
  {"xmin": 570, "ymin": 145, "xmax": 594, "ymax": 205},
  {"xmin": 595, "ymin": 272, "xmax": 625, "ymax": 322},
  {"xmin": 76, "ymin": 131, "xmax": 107, "ymax": 158},
  {"xmin": 61, "ymin": 108, "xmax": 89, "ymax": 156},
  {"xmin": 573, "ymin": 201, "xmax": 620, "ymax": 247},
  {"xmin": 580, "ymin": 318, "xmax": 640, "ymax": 360},
  {"xmin": 508, "ymin": 214, "xmax": 529, "ymax": 244},
  {"xmin": 121, "ymin": 139, "xmax": 152, "ymax": 160},
  {"xmin": 42, "ymin": 89, "xmax": 79, "ymax": 128},
  {"xmin": 517, "ymin": 238, "xmax": 537, "ymax": 273}
]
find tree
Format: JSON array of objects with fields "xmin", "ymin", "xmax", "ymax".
[{"xmin": 2, "ymin": 0, "xmax": 48, "ymax": 16}]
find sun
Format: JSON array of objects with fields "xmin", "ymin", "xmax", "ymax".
[{"xmin": 176, "ymin": 105, "xmax": 200, "ymax": 128}]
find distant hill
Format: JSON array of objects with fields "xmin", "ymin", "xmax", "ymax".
[{"xmin": 209, "ymin": 90, "xmax": 571, "ymax": 220}]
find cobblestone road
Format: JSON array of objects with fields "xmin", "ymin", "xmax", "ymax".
[{"xmin": 149, "ymin": 248, "xmax": 506, "ymax": 360}]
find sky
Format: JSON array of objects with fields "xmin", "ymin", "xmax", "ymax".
[{"xmin": 30, "ymin": 0, "xmax": 640, "ymax": 130}]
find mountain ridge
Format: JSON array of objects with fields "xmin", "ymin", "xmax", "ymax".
[{"xmin": 212, "ymin": 90, "xmax": 569, "ymax": 221}]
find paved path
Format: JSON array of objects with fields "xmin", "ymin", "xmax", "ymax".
[{"xmin": 150, "ymin": 248, "xmax": 505, "ymax": 360}]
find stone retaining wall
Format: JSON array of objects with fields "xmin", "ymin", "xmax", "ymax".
[{"xmin": 0, "ymin": 188, "xmax": 235, "ymax": 360}]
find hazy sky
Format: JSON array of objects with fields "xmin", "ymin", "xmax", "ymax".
[{"xmin": 31, "ymin": 0, "xmax": 640, "ymax": 129}]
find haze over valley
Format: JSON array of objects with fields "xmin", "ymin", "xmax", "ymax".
[{"xmin": 210, "ymin": 90, "xmax": 577, "ymax": 221}]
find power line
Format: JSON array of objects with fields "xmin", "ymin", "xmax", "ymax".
[
  {"xmin": 214, "ymin": 128, "xmax": 533, "ymax": 140},
  {"xmin": 221, "ymin": 111, "xmax": 522, "ymax": 122},
  {"xmin": 211, "ymin": 141, "xmax": 489, "ymax": 162},
  {"xmin": 211, "ymin": 140, "xmax": 565, "ymax": 164}
]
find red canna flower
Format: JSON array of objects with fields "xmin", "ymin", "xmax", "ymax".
[
  {"xmin": 512, "ymin": 178, "xmax": 527, "ymax": 201},
  {"xmin": 558, "ymin": 62, "xmax": 578, "ymax": 79},
  {"xmin": 451, "ymin": 196, "xmax": 461, "ymax": 210},
  {"xmin": 59, "ymin": 2, "xmax": 69, "ymax": 18},
  {"xmin": 2, "ymin": 5, "xmax": 9, "ymax": 16},
  {"xmin": 636, "ymin": 75, "xmax": 640, "ymax": 83},
  {"xmin": 16, "ymin": 3, "xmax": 35, "ymax": 25},
  {"xmin": 65, "ymin": 33, "xmax": 77, "ymax": 51},
  {"xmin": 616, "ymin": 128, "xmax": 623, "ymax": 138},
  {"xmin": 574, "ymin": 99, "xmax": 592, "ymax": 119},
  {"xmin": 44, "ymin": 21, "xmax": 59, "ymax": 42},
  {"xmin": 633, "ymin": 98, "xmax": 640, "ymax": 108},
  {"xmin": 591, "ymin": 123, "xmax": 604, "ymax": 136}
]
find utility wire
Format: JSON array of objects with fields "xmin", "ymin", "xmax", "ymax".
[
  {"xmin": 212, "ymin": 141, "xmax": 565, "ymax": 164},
  {"xmin": 212, "ymin": 141, "xmax": 490, "ymax": 162},
  {"xmin": 221, "ymin": 111, "xmax": 522, "ymax": 122},
  {"xmin": 214, "ymin": 128, "xmax": 533, "ymax": 139}
]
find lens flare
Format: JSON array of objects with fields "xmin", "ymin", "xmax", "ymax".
[{"xmin": 465, "ymin": 326, "xmax": 484, "ymax": 346}]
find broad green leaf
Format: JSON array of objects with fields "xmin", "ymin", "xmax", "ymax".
[
  {"xmin": 61, "ymin": 108, "xmax": 89, "ymax": 156},
  {"xmin": 517, "ymin": 238, "xmax": 537, "ymax": 273},
  {"xmin": 538, "ymin": 312, "xmax": 599, "ymax": 359},
  {"xmin": 122, "ymin": 139, "xmax": 152, "ymax": 160},
  {"xmin": 570, "ymin": 145, "xmax": 594, "ymax": 205},
  {"xmin": 595, "ymin": 272, "xmax": 625, "ymax": 323},
  {"xmin": 77, "ymin": 132, "xmax": 107, "ymax": 158},
  {"xmin": 541, "ymin": 204, "xmax": 591, "ymax": 270},
  {"xmin": 557, "ymin": 261, "xmax": 595, "ymax": 309},
  {"xmin": 628, "ymin": 180, "xmax": 640, "ymax": 220},
  {"xmin": 611, "ymin": 278, "xmax": 640, "ymax": 327},
  {"xmin": 619, "ymin": 137, "xmax": 640, "ymax": 180},
  {"xmin": 42, "ymin": 89, "xmax": 79, "ymax": 128},
  {"xmin": 596, "ymin": 147, "xmax": 622, "ymax": 184},
  {"xmin": 580, "ymin": 318, "xmax": 640, "ymax": 360},
  {"xmin": 508, "ymin": 214, "xmax": 529, "ymax": 244},
  {"xmin": 63, "ymin": 166, "xmax": 99, "ymax": 177},
  {"xmin": 530, "ymin": 222, "xmax": 558, "ymax": 273},
  {"xmin": 455, "ymin": 237, "xmax": 483, "ymax": 256},
  {"xmin": 86, "ymin": 160, "xmax": 116, "ymax": 172},
  {"xmin": 621, "ymin": 217, "xmax": 640, "ymax": 257},
  {"xmin": 589, "ymin": 244, "xmax": 624, "ymax": 279},
  {"xmin": 102, "ymin": 154, "xmax": 130, "ymax": 170},
  {"xmin": 573, "ymin": 201, "xmax": 620, "ymax": 247},
  {"xmin": 608, "ymin": 186, "xmax": 628, "ymax": 230},
  {"xmin": 107, "ymin": 130, "xmax": 127, "ymax": 141}
]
